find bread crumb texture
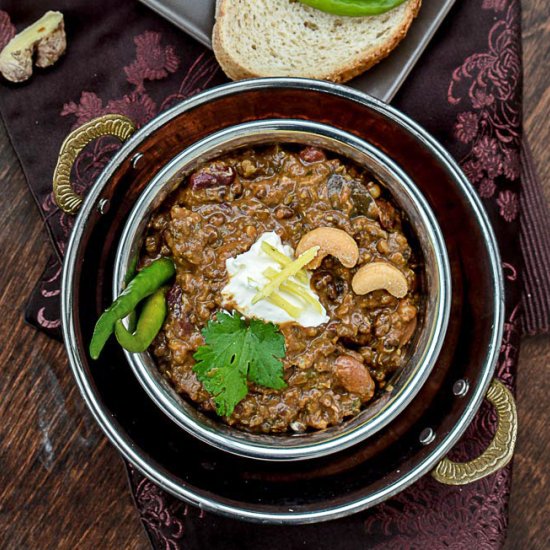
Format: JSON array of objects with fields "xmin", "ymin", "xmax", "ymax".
[{"xmin": 213, "ymin": 0, "xmax": 421, "ymax": 82}]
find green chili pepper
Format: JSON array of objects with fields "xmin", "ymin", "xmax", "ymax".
[
  {"xmin": 89, "ymin": 257, "xmax": 175, "ymax": 360},
  {"xmin": 114, "ymin": 287, "xmax": 169, "ymax": 353},
  {"xmin": 298, "ymin": 0, "xmax": 407, "ymax": 16}
]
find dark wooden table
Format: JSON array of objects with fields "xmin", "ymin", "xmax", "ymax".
[{"xmin": 1, "ymin": 2, "xmax": 549, "ymax": 548}]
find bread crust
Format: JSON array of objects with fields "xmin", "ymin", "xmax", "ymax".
[{"xmin": 213, "ymin": 0, "xmax": 422, "ymax": 83}]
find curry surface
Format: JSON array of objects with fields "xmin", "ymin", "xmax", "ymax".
[{"xmin": 143, "ymin": 145, "xmax": 421, "ymax": 433}]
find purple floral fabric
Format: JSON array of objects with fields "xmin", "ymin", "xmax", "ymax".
[
  {"xmin": 448, "ymin": 3, "xmax": 521, "ymax": 219},
  {"xmin": 0, "ymin": 0, "xmax": 548, "ymax": 548}
]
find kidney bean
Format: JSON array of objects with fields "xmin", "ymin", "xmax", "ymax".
[
  {"xmin": 335, "ymin": 355, "xmax": 375, "ymax": 401},
  {"xmin": 299, "ymin": 146, "xmax": 326, "ymax": 163},
  {"xmin": 189, "ymin": 162, "xmax": 236, "ymax": 190}
]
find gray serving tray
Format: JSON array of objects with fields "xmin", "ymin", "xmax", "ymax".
[{"xmin": 138, "ymin": 0, "xmax": 456, "ymax": 102}]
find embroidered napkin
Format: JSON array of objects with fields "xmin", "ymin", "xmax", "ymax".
[{"xmin": 0, "ymin": 0, "xmax": 547, "ymax": 547}]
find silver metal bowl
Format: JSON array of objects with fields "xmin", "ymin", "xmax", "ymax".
[
  {"xmin": 59, "ymin": 78, "xmax": 509, "ymax": 522},
  {"xmin": 113, "ymin": 118, "xmax": 452, "ymax": 461}
]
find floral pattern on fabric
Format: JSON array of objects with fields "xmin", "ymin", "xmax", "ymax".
[
  {"xmin": 497, "ymin": 189, "xmax": 520, "ymax": 222},
  {"xmin": 31, "ymin": 31, "xmax": 219, "ymax": 332},
  {"xmin": 59, "ymin": 33, "xmax": 169, "ymax": 128},
  {"xmin": 106, "ymin": 91, "xmax": 157, "ymax": 127},
  {"xmin": 125, "ymin": 31, "xmax": 180, "ymax": 90},
  {"xmin": 126, "ymin": 463, "xmax": 207, "ymax": 550},
  {"xmin": 9, "ymin": 0, "xmax": 526, "ymax": 545},
  {"xmin": 60, "ymin": 32, "xmax": 218, "ymax": 131},
  {"xmin": 448, "ymin": 2, "xmax": 521, "ymax": 221},
  {"xmin": 61, "ymin": 91, "xmax": 106, "ymax": 128},
  {"xmin": 134, "ymin": 474, "xmax": 186, "ymax": 550},
  {"xmin": 360, "ymin": 1, "xmax": 522, "ymax": 546}
]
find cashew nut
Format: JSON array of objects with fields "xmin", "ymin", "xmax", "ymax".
[
  {"xmin": 335, "ymin": 355, "xmax": 375, "ymax": 401},
  {"xmin": 295, "ymin": 227, "xmax": 359, "ymax": 270},
  {"xmin": 0, "ymin": 11, "xmax": 66, "ymax": 83},
  {"xmin": 351, "ymin": 261, "xmax": 408, "ymax": 298}
]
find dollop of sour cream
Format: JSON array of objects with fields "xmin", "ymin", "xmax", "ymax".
[{"xmin": 221, "ymin": 232, "xmax": 329, "ymax": 327}]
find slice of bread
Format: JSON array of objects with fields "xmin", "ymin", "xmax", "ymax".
[{"xmin": 213, "ymin": 0, "xmax": 421, "ymax": 83}]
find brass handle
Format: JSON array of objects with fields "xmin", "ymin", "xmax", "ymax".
[
  {"xmin": 432, "ymin": 378, "xmax": 517, "ymax": 485},
  {"xmin": 53, "ymin": 114, "xmax": 137, "ymax": 214}
]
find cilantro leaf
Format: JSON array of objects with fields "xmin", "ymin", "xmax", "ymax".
[
  {"xmin": 247, "ymin": 318, "xmax": 286, "ymax": 389},
  {"xmin": 193, "ymin": 312, "xmax": 286, "ymax": 417}
]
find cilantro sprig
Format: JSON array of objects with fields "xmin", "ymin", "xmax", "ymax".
[{"xmin": 193, "ymin": 312, "xmax": 286, "ymax": 417}]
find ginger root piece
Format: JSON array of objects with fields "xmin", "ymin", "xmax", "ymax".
[{"xmin": 0, "ymin": 11, "xmax": 66, "ymax": 83}]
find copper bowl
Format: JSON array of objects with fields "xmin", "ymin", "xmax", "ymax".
[{"xmin": 57, "ymin": 78, "xmax": 513, "ymax": 523}]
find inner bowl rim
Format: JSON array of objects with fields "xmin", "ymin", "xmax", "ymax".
[{"xmin": 113, "ymin": 118, "xmax": 452, "ymax": 461}]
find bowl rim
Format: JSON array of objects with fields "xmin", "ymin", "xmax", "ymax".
[
  {"xmin": 61, "ymin": 77, "xmax": 504, "ymax": 523},
  {"xmin": 113, "ymin": 117, "xmax": 452, "ymax": 461}
]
